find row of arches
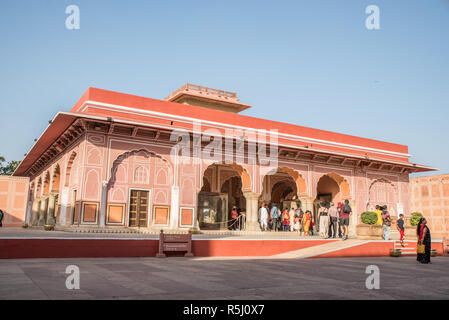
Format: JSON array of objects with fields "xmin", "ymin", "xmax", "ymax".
[{"xmin": 196, "ymin": 163, "xmax": 353, "ymax": 230}]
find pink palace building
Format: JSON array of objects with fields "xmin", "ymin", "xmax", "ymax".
[{"xmin": 10, "ymin": 84, "xmax": 435, "ymax": 235}]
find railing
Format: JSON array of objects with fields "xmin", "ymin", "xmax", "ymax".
[{"xmin": 165, "ymin": 83, "xmax": 238, "ymax": 101}]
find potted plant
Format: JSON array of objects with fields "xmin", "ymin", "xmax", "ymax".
[
  {"xmin": 390, "ymin": 248, "xmax": 402, "ymax": 257},
  {"xmin": 356, "ymin": 211, "xmax": 383, "ymax": 239},
  {"xmin": 44, "ymin": 224, "xmax": 55, "ymax": 231},
  {"xmin": 410, "ymin": 212, "xmax": 423, "ymax": 226}
]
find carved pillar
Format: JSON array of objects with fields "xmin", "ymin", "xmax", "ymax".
[
  {"xmin": 59, "ymin": 187, "xmax": 69, "ymax": 226},
  {"xmin": 170, "ymin": 186, "xmax": 180, "ymax": 229},
  {"xmin": 99, "ymin": 181, "xmax": 108, "ymax": 227},
  {"xmin": 244, "ymin": 192, "xmax": 260, "ymax": 231},
  {"xmin": 299, "ymin": 197, "xmax": 314, "ymax": 213},
  {"xmin": 31, "ymin": 198, "xmax": 40, "ymax": 226},
  {"xmin": 349, "ymin": 199, "xmax": 357, "ymax": 237},
  {"xmin": 46, "ymin": 193, "xmax": 58, "ymax": 225},
  {"xmin": 38, "ymin": 196, "xmax": 49, "ymax": 226}
]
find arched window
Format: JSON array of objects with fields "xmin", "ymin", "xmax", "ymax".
[{"xmin": 134, "ymin": 166, "xmax": 149, "ymax": 184}]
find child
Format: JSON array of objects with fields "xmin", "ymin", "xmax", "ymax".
[
  {"xmin": 397, "ymin": 213, "xmax": 405, "ymax": 246},
  {"xmin": 282, "ymin": 209, "xmax": 290, "ymax": 231}
]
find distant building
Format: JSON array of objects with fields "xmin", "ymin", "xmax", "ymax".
[
  {"xmin": 410, "ymin": 174, "xmax": 449, "ymax": 238},
  {"xmin": 7, "ymin": 84, "xmax": 434, "ymax": 233}
]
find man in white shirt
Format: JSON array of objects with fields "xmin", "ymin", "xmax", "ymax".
[{"xmin": 259, "ymin": 203, "xmax": 269, "ymax": 231}]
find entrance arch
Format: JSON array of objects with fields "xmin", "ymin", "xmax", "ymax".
[
  {"xmin": 314, "ymin": 172, "xmax": 351, "ymax": 231},
  {"xmin": 260, "ymin": 167, "xmax": 306, "ymax": 211},
  {"xmin": 197, "ymin": 163, "xmax": 250, "ymax": 230}
]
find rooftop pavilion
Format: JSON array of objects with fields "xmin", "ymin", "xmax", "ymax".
[{"xmin": 164, "ymin": 83, "xmax": 252, "ymax": 113}]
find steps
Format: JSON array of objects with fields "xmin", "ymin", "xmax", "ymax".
[{"xmin": 393, "ymin": 240, "xmax": 416, "ymax": 256}]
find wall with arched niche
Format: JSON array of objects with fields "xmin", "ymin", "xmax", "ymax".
[{"xmin": 106, "ymin": 145, "xmax": 173, "ymax": 227}]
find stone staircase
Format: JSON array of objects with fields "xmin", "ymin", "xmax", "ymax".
[{"xmin": 393, "ymin": 240, "xmax": 416, "ymax": 256}]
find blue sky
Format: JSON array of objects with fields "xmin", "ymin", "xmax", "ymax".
[{"xmin": 0, "ymin": 0, "xmax": 448, "ymax": 177}]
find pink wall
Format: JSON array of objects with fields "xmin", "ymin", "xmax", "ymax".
[{"xmin": 0, "ymin": 175, "xmax": 29, "ymax": 227}]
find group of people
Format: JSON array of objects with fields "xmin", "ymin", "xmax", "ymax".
[
  {"xmin": 317, "ymin": 200, "xmax": 352, "ymax": 240},
  {"xmin": 258, "ymin": 203, "xmax": 314, "ymax": 235},
  {"xmin": 374, "ymin": 204, "xmax": 432, "ymax": 264}
]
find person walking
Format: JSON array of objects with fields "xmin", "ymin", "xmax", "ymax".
[
  {"xmin": 0, "ymin": 209, "xmax": 4, "ymax": 227},
  {"xmin": 337, "ymin": 202, "xmax": 344, "ymax": 238},
  {"xmin": 337, "ymin": 205, "xmax": 343, "ymax": 238},
  {"xmin": 397, "ymin": 213, "xmax": 405, "ymax": 246},
  {"xmin": 328, "ymin": 202, "xmax": 339, "ymax": 238},
  {"xmin": 416, "ymin": 217, "xmax": 431, "ymax": 264},
  {"xmin": 259, "ymin": 203, "xmax": 269, "ymax": 231},
  {"xmin": 318, "ymin": 202, "xmax": 328, "ymax": 238},
  {"xmin": 340, "ymin": 200, "xmax": 352, "ymax": 240},
  {"xmin": 270, "ymin": 203, "xmax": 280, "ymax": 232},
  {"xmin": 381, "ymin": 205, "xmax": 392, "ymax": 240}
]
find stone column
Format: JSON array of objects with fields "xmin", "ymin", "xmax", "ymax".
[
  {"xmin": 31, "ymin": 199, "xmax": 40, "ymax": 226},
  {"xmin": 170, "ymin": 186, "xmax": 180, "ymax": 229},
  {"xmin": 99, "ymin": 181, "xmax": 108, "ymax": 227},
  {"xmin": 59, "ymin": 187, "xmax": 69, "ymax": 226},
  {"xmin": 244, "ymin": 192, "xmax": 260, "ymax": 231},
  {"xmin": 349, "ymin": 199, "xmax": 357, "ymax": 237},
  {"xmin": 38, "ymin": 197, "xmax": 49, "ymax": 226},
  {"xmin": 46, "ymin": 193, "xmax": 58, "ymax": 225},
  {"xmin": 299, "ymin": 197, "xmax": 314, "ymax": 213}
]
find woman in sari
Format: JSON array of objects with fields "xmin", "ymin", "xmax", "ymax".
[
  {"xmin": 302, "ymin": 210, "xmax": 312, "ymax": 236},
  {"xmin": 417, "ymin": 217, "xmax": 431, "ymax": 264}
]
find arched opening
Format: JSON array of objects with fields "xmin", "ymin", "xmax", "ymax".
[
  {"xmin": 260, "ymin": 168, "xmax": 305, "ymax": 212},
  {"xmin": 108, "ymin": 149, "xmax": 172, "ymax": 228},
  {"xmin": 43, "ymin": 171, "xmax": 51, "ymax": 195},
  {"xmin": 65, "ymin": 152, "xmax": 77, "ymax": 187},
  {"xmin": 367, "ymin": 178, "xmax": 397, "ymax": 214},
  {"xmin": 197, "ymin": 163, "xmax": 249, "ymax": 230},
  {"xmin": 314, "ymin": 173, "xmax": 351, "ymax": 232},
  {"xmin": 51, "ymin": 165, "xmax": 61, "ymax": 192},
  {"xmin": 36, "ymin": 177, "xmax": 42, "ymax": 197}
]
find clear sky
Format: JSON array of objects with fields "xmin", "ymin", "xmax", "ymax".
[{"xmin": 0, "ymin": 0, "xmax": 448, "ymax": 177}]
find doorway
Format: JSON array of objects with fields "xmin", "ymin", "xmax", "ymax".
[{"xmin": 129, "ymin": 190, "xmax": 149, "ymax": 227}]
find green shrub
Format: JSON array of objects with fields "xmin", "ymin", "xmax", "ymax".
[
  {"xmin": 410, "ymin": 212, "xmax": 423, "ymax": 226},
  {"xmin": 361, "ymin": 211, "xmax": 378, "ymax": 225}
]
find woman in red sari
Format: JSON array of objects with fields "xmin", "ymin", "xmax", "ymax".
[{"xmin": 302, "ymin": 210, "xmax": 312, "ymax": 236}]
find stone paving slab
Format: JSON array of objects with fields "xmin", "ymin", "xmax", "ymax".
[{"xmin": 0, "ymin": 256, "xmax": 448, "ymax": 300}]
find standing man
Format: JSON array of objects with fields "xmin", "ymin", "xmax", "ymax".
[
  {"xmin": 0, "ymin": 209, "xmax": 4, "ymax": 227},
  {"xmin": 328, "ymin": 202, "xmax": 339, "ymax": 238},
  {"xmin": 382, "ymin": 205, "xmax": 392, "ymax": 240},
  {"xmin": 340, "ymin": 200, "xmax": 352, "ymax": 240},
  {"xmin": 259, "ymin": 203, "xmax": 269, "ymax": 231},
  {"xmin": 270, "ymin": 203, "xmax": 279, "ymax": 232}
]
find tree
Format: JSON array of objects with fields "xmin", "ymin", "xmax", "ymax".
[{"xmin": 0, "ymin": 156, "xmax": 20, "ymax": 175}]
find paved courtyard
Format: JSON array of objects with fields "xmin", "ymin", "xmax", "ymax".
[{"xmin": 1, "ymin": 256, "xmax": 448, "ymax": 300}]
